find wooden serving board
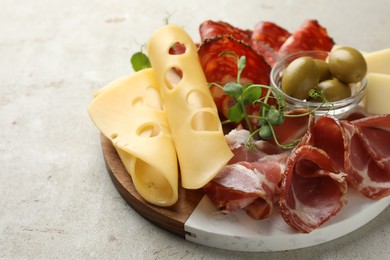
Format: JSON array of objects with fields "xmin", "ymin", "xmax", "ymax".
[{"xmin": 100, "ymin": 135, "xmax": 205, "ymax": 237}]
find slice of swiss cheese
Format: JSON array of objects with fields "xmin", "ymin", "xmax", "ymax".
[
  {"xmin": 147, "ymin": 24, "xmax": 233, "ymax": 189},
  {"xmin": 88, "ymin": 69, "xmax": 178, "ymax": 206}
]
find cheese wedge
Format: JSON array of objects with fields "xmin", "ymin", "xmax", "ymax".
[
  {"xmin": 88, "ymin": 69, "xmax": 178, "ymax": 206},
  {"xmin": 365, "ymin": 73, "xmax": 390, "ymax": 114},
  {"xmin": 147, "ymin": 24, "xmax": 233, "ymax": 189},
  {"xmin": 364, "ymin": 49, "xmax": 390, "ymax": 75}
]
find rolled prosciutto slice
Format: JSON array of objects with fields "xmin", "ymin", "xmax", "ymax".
[
  {"xmin": 204, "ymin": 157, "xmax": 286, "ymax": 220},
  {"xmin": 352, "ymin": 115, "xmax": 390, "ymax": 172},
  {"xmin": 307, "ymin": 115, "xmax": 390, "ymax": 200},
  {"xmin": 279, "ymin": 145, "xmax": 348, "ymax": 233},
  {"xmin": 341, "ymin": 115, "xmax": 390, "ymax": 200}
]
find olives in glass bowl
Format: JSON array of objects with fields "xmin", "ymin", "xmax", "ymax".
[{"xmin": 270, "ymin": 49, "xmax": 367, "ymax": 118}]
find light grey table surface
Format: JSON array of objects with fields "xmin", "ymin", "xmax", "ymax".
[{"xmin": 1, "ymin": 0, "xmax": 389, "ymax": 259}]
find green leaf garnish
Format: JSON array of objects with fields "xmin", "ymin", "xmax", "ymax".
[
  {"xmin": 223, "ymin": 82, "xmax": 242, "ymax": 99},
  {"xmin": 242, "ymin": 84, "xmax": 262, "ymax": 106},
  {"xmin": 227, "ymin": 103, "xmax": 243, "ymax": 123},
  {"xmin": 130, "ymin": 51, "xmax": 151, "ymax": 72}
]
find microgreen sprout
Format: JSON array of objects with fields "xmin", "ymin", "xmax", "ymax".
[{"xmin": 209, "ymin": 52, "xmax": 330, "ymax": 150}]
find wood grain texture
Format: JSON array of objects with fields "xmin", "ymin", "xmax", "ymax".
[{"xmin": 100, "ymin": 135, "xmax": 205, "ymax": 237}]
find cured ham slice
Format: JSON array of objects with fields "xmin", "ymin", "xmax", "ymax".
[
  {"xmin": 204, "ymin": 158, "xmax": 285, "ymax": 220},
  {"xmin": 311, "ymin": 115, "xmax": 390, "ymax": 200},
  {"xmin": 312, "ymin": 115, "xmax": 347, "ymax": 171},
  {"xmin": 279, "ymin": 145, "xmax": 348, "ymax": 233},
  {"xmin": 352, "ymin": 115, "xmax": 390, "ymax": 172},
  {"xmin": 341, "ymin": 115, "xmax": 390, "ymax": 200},
  {"xmin": 204, "ymin": 129, "xmax": 288, "ymax": 219},
  {"xmin": 272, "ymin": 109, "xmax": 315, "ymax": 147}
]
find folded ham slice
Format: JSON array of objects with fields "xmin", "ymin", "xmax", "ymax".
[
  {"xmin": 203, "ymin": 129, "xmax": 287, "ymax": 219},
  {"xmin": 311, "ymin": 115, "xmax": 390, "ymax": 200},
  {"xmin": 203, "ymin": 159, "xmax": 285, "ymax": 219},
  {"xmin": 279, "ymin": 145, "xmax": 348, "ymax": 233},
  {"xmin": 342, "ymin": 115, "xmax": 390, "ymax": 200}
]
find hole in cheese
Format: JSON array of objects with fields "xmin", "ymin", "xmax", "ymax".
[
  {"xmin": 187, "ymin": 90, "xmax": 214, "ymax": 108},
  {"xmin": 133, "ymin": 158, "xmax": 174, "ymax": 205},
  {"xmin": 131, "ymin": 87, "xmax": 162, "ymax": 110},
  {"xmin": 190, "ymin": 110, "xmax": 220, "ymax": 131},
  {"xmin": 143, "ymin": 86, "xmax": 162, "ymax": 110},
  {"xmin": 168, "ymin": 42, "xmax": 186, "ymax": 55},
  {"xmin": 136, "ymin": 123, "xmax": 161, "ymax": 137},
  {"xmin": 165, "ymin": 67, "xmax": 183, "ymax": 89},
  {"xmin": 111, "ymin": 133, "xmax": 118, "ymax": 139},
  {"xmin": 132, "ymin": 97, "xmax": 143, "ymax": 108}
]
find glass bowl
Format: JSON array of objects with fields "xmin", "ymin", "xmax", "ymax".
[{"xmin": 270, "ymin": 50, "xmax": 367, "ymax": 118}]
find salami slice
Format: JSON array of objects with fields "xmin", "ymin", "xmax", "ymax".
[
  {"xmin": 199, "ymin": 20, "xmax": 252, "ymax": 43},
  {"xmin": 278, "ymin": 20, "xmax": 335, "ymax": 57},
  {"xmin": 198, "ymin": 35, "xmax": 271, "ymax": 118},
  {"xmin": 250, "ymin": 40, "xmax": 280, "ymax": 67},
  {"xmin": 251, "ymin": 21, "xmax": 291, "ymax": 51}
]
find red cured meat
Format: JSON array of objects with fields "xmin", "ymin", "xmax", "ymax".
[
  {"xmin": 312, "ymin": 115, "xmax": 347, "ymax": 171},
  {"xmin": 251, "ymin": 21, "xmax": 291, "ymax": 51},
  {"xmin": 307, "ymin": 114, "xmax": 390, "ymax": 200},
  {"xmin": 250, "ymin": 40, "xmax": 280, "ymax": 67},
  {"xmin": 249, "ymin": 21, "xmax": 290, "ymax": 66},
  {"xmin": 352, "ymin": 115, "xmax": 390, "ymax": 172},
  {"xmin": 278, "ymin": 20, "xmax": 334, "ymax": 57},
  {"xmin": 198, "ymin": 35, "xmax": 271, "ymax": 118},
  {"xmin": 341, "ymin": 116, "xmax": 390, "ymax": 200},
  {"xmin": 272, "ymin": 109, "xmax": 315, "ymax": 147},
  {"xmin": 279, "ymin": 145, "xmax": 348, "ymax": 233},
  {"xmin": 199, "ymin": 20, "xmax": 252, "ymax": 43}
]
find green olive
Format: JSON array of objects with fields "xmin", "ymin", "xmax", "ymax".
[
  {"xmin": 328, "ymin": 47, "xmax": 367, "ymax": 83},
  {"xmin": 314, "ymin": 59, "xmax": 332, "ymax": 82},
  {"xmin": 281, "ymin": 57, "xmax": 320, "ymax": 100},
  {"xmin": 317, "ymin": 78, "xmax": 351, "ymax": 102}
]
